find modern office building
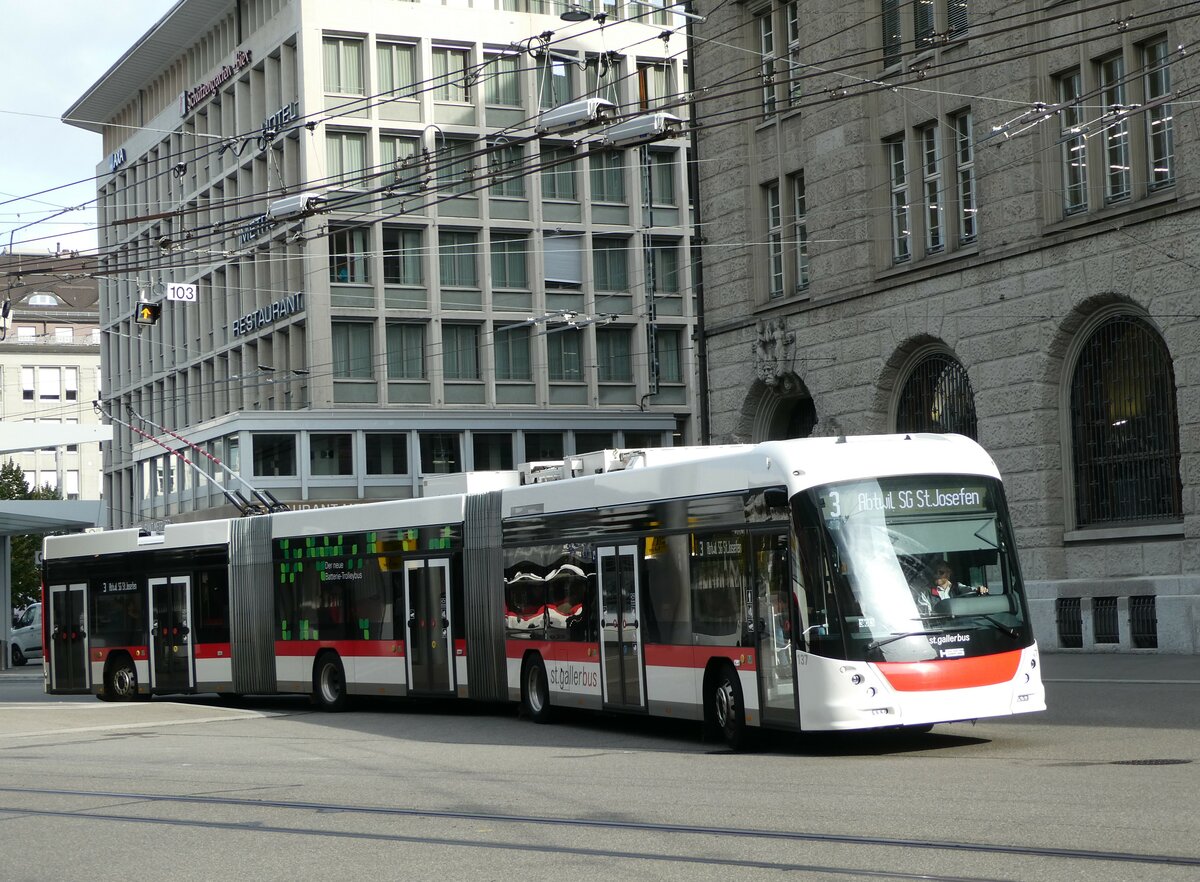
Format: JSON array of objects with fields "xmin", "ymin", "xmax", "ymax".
[
  {"xmin": 65, "ymin": 0, "xmax": 697, "ymax": 526},
  {"xmin": 0, "ymin": 253, "xmax": 104, "ymax": 501},
  {"xmin": 690, "ymin": 3, "xmax": 1198, "ymax": 651}
]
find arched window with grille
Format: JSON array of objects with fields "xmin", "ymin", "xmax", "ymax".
[
  {"xmin": 1069, "ymin": 315, "xmax": 1181, "ymax": 527},
  {"xmin": 895, "ymin": 352, "xmax": 978, "ymax": 439}
]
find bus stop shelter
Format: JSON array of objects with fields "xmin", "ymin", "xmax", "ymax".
[{"xmin": 0, "ymin": 424, "xmax": 109, "ymax": 670}]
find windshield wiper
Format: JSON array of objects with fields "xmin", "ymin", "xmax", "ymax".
[
  {"xmin": 972, "ymin": 614, "xmax": 1021, "ymax": 639},
  {"xmin": 867, "ymin": 630, "xmax": 943, "ymax": 651}
]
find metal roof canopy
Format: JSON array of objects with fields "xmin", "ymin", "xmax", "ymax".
[{"xmin": 0, "ymin": 500, "xmax": 102, "ymax": 534}]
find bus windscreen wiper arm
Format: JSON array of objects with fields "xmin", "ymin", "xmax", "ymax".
[{"xmin": 867, "ymin": 630, "xmax": 943, "ymax": 651}]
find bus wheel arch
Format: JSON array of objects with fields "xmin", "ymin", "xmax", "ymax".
[
  {"xmin": 704, "ymin": 660, "xmax": 749, "ymax": 751},
  {"xmin": 520, "ymin": 652, "xmax": 553, "ymax": 724},
  {"xmin": 312, "ymin": 651, "xmax": 349, "ymax": 712},
  {"xmin": 102, "ymin": 652, "xmax": 140, "ymax": 702}
]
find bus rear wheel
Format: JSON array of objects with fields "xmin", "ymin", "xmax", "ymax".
[
  {"xmin": 707, "ymin": 664, "xmax": 749, "ymax": 751},
  {"xmin": 103, "ymin": 655, "xmax": 139, "ymax": 702},
  {"xmin": 521, "ymin": 654, "xmax": 553, "ymax": 724},
  {"xmin": 313, "ymin": 653, "xmax": 349, "ymax": 712}
]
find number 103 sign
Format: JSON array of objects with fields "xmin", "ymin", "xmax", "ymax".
[{"xmin": 167, "ymin": 283, "xmax": 198, "ymax": 302}]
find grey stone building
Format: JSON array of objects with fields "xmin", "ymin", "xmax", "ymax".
[{"xmin": 690, "ymin": 2, "xmax": 1198, "ymax": 651}]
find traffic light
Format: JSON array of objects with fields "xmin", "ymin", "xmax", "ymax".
[{"xmin": 134, "ymin": 301, "xmax": 162, "ymax": 325}]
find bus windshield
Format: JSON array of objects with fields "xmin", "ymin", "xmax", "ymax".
[{"xmin": 797, "ymin": 475, "xmax": 1032, "ymax": 662}]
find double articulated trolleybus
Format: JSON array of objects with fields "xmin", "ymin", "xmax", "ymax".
[{"xmin": 41, "ymin": 435, "xmax": 1045, "ymax": 748}]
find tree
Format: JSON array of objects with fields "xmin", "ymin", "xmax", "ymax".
[{"xmin": 0, "ymin": 459, "xmax": 61, "ymax": 610}]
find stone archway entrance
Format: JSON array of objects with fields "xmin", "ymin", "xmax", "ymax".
[{"xmin": 747, "ymin": 379, "xmax": 818, "ymax": 441}]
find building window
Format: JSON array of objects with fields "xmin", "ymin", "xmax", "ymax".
[
  {"xmin": 886, "ymin": 112, "xmax": 975, "ymax": 264},
  {"xmin": 593, "ymin": 237, "xmax": 629, "ymax": 292},
  {"xmin": 585, "ymin": 50, "xmax": 621, "ymax": 103},
  {"xmin": 310, "ymin": 434, "xmax": 353, "ymax": 476},
  {"xmin": 323, "ymin": 36, "xmax": 363, "ymax": 94},
  {"xmin": 541, "ymin": 145, "xmax": 578, "ymax": 200},
  {"xmin": 1056, "ymin": 70, "xmax": 1088, "ymax": 215},
  {"xmin": 952, "ymin": 111, "xmax": 977, "ymax": 243},
  {"xmin": 648, "ymin": 240, "xmax": 681, "ymax": 296},
  {"xmin": 774, "ymin": 3, "xmax": 798, "ymax": 109},
  {"xmin": 491, "ymin": 233, "xmax": 529, "ymax": 289},
  {"xmin": 636, "ymin": 61, "xmax": 673, "ymax": 111},
  {"xmin": 494, "ymin": 324, "xmax": 531, "ymax": 381},
  {"xmin": 432, "ymin": 46, "xmax": 471, "ymax": 103},
  {"xmin": 545, "ymin": 234, "xmax": 584, "ymax": 288},
  {"xmin": 253, "ymin": 434, "xmax": 297, "ymax": 477},
  {"xmin": 1143, "ymin": 40, "xmax": 1175, "ymax": 191},
  {"xmin": 882, "ymin": 0, "xmax": 902, "ymax": 68},
  {"xmin": 366, "ymin": 433, "xmax": 408, "ymax": 475},
  {"xmin": 380, "ymin": 135, "xmax": 420, "ymax": 192},
  {"xmin": 386, "ymin": 323, "xmax": 425, "ymax": 379},
  {"xmin": 439, "ymin": 231, "xmax": 479, "ymax": 288},
  {"xmin": 758, "ymin": 11, "xmax": 777, "ymax": 116},
  {"xmin": 473, "ymin": 433, "xmax": 513, "ymax": 470},
  {"xmin": 39, "ymin": 367, "xmax": 61, "ymax": 400},
  {"xmin": 55, "ymin": 327, "xmax": 73, "ymax": 343},
  {"xmin": 538, "ymin": 53, "xmax": 576, "ymax": 109},
  {"xmin": 377, "ymin": 42, "xmax": 417, "ymax": 98},
  {"xmin": 597, "ymin": 327, "xmax": 632, "ymax": 383},
  {"xmin": 1051, "ymin": 40, "xmax": 1175, "ymax": 219},
  {"xmin": 326, "ymin": 130, "xmax": 367, "ymax": 188},
  {"xmin": 590, "ymin": 149, "xmax": 627, "ymax": 203},
  {"xmin": 919, "ymin": 123, "xmax": 943, "ymax": 253},
  {"xmin": 420, "ymin": 432, "xmax": 461, "ymax": 474},
  {"xmin": 548, "ymin": 332, "xmax": 582, "ymax": 381},
  {"xmin": 332, "ymin": 322, "xmax": 374, "ymax": 379},
  {"xmin": 1069, "ymin": 314, "xmax": 1181, "ymax": 527},
  {"xmin": 765, "ymin": 182, "xmax": 784, "ymax": 299},
  {"xmin": 21, "ymin": 367, "xmax": 34, "ymax": 401},
  {"xmin": 382, "ymin": 227, "xmax": 423, "ymax": 285},
  {"xmin": 895, "ymin": 352, "xmax": 977, "ymax": 439},
  {"xmin": 525, "ymin": 432, "xmax": 563, "ymax": 461},
  {"xmin": 644, "ymin": 149, "xmax": 677, "ymax": 206},
  {"xmin": 330, "ymin": 227, "xmax": 370, "ymax": 283},
  {"xmin": 791, "ymin": 172, "xmax": 809, "ymax": 291},
  {"xmin": 656, "ymin": 327, "xmax": 683, "ymax": 384},
  {"xmin": 886, "ymin": 137, "xmax": 910, "ymax": 263},
  {"xmin": 485, "ymin": 53, "xmax": 521, "ymax": 106},
  {"xmin": 489, "ymin": 143, "xmax": 526, "ymax": 198},
  {"xmin": 442, "ymin": 324, "xmax": 480, "ymax": 380},
  {"xmin": 1098, "ymin": 55, "xmax": 1131, "ymax": 203},
  {"xmin": 437, "ymin": 139, "xmax": 475, "ymax": 196}
]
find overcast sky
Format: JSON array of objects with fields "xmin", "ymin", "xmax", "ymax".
[{"xmin": 0, "ymin": 1, "xmax": 176, "ymax": 257}]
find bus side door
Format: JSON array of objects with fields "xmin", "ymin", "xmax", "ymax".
[
  {"xmin": 149, "ymin": 576, "xmax": 195, "ymax": 693},
  {"xmin": 47, "ymin": 583, "xmax": 89, "ymax": 693},
  {"xmin": 597, "ymin": 545, "xmax": 645, "ymax": 710}
]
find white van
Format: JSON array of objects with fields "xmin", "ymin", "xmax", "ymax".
[{"xmin": 11, "ymin": 602, "xmax": 42, "ymax": 666}]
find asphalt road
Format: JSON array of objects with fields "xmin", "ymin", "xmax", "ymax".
[{"xmin": 1, "ymin": 653, "xmax": 1198, "ymax": 882}]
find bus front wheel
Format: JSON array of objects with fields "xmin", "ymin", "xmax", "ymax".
[
  {"xmin": 707, "ymin": 663, "xmax": 749, "ymax": 751},
  {"xmin": 313, "ymin": 653, "xmax": 349, "ymax": 712},
  {"xmin": 521, "ymin": 654, "xmax": 553, "ymax": 724}
]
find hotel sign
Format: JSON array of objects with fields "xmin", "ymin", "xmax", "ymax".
[{"xmin": 180, "ymin": 50, "xmax": 253, "ymax": 116}]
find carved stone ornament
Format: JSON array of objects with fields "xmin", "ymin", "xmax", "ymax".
[{"xmin": 752, "ymin": 317, "xmax": 797, "ymax": 389}]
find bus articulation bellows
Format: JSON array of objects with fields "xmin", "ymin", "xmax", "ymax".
[{"xmin": 41, "ymin": 434, "xmax": 1045, "ymax": 748}]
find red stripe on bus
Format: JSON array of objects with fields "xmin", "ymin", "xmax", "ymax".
[
  {"xmin": 875, "ymin": 651, "xmax": 1023, "ymax": 692},
  {"xmin": 505, "ymin": 640, "xmax": 758, "ymax": 672},
  {"xmin": 193, "ymin": 643, "xmax": 232, "ymax": 660},
  {"xmin": 275, "ymin": 640, "xmax": 406, "ymax": 658}
]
